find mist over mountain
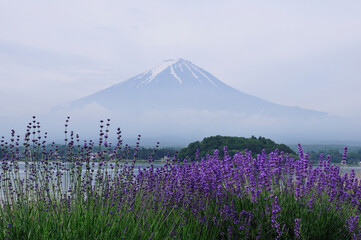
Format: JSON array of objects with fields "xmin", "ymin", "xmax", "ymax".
[
  {"xmin": 65, "ymin": 58, "xmax": 326, "ymax": 118},
  {"xmin": 43, "ymin": 58, "xmax": 360, "ymax": 146}
]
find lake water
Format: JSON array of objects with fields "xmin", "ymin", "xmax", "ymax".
[
  {"xmin": 1, "ymin": 161, "xmax": 361, "ymax": 179},
  {"xmin": 0, "ymin": 161, "xmax": 167, "ymax": 200},
  {"xmin": 0, "ymin": 161, "xmax": 166, "ymax": 180},
  {"xmin": 339, "ymin": 166, "xmax": 361, "ymax": 177},
  {"xmin": 1, "ymin": 162, "xmax": 361, "ymax": 201},
  {"xmin": 1, "ymin": 161, "xmax": 361, "ymax": 189},
  {"xmin": 1, "ymin": 161, "xmax": 360, "ymax": 175}
]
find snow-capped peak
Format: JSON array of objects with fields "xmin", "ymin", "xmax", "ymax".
[
  {"xmin": 136, "ymin": 59, "xmax": 183, "ymax": 87},
  {"xmin": 149, "ymin": 59, "xmax": 182, "ymax": 80},
  {"xmin": 123, "ymin": 58, "xmax": 223, "ymax": 89}
]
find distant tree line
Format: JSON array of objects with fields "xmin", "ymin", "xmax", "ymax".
[
  {"xmin": 307, "ymin": 149, "xmax": 361, "ymax": 165},
  {"xmin": 3, "ymin": 138, "xmax": 360, "ymax": 165},
  {"xmin": 0, "ymin": 143, "xmax": 178, "ymax": 161},
  {"xmin": 288, "ymin": 144, "xmax": 361, "ymax": 154},
  {"xmin": 130, "ymin": 147, "xmax": 177, "ymax": 160},
  {"xmin": 177, "ymin": 135, "xmax": 295, "ymax": 161}
]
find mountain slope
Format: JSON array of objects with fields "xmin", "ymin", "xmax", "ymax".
[{"xmin": 67, "ymin": 58, "xmax": 326, "ymax": 118}]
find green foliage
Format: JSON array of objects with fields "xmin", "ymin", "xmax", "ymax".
[
  {"xmin": 1, "ymin": 186, "xmax": 356, "ymax": 239},
  {"xmin": 307, "ymin": 149, "xmax": 361, "ymax": 165},
  {"xmin": 288, "ymin": 144, "xmax": 361, "ymax": 165},
  {"xmin": 135, "ymin": 147, "xmax": 178, "ymax": 160},
  {"xmin": 0, "ymin": 145, "xmax": 178, "ymax": 161},
  {"xmin": 177, "ymin": 135, "xmax": 295, "ymax": 161},
  {"xmin": 288, "ymin": 144, "xmax": 361, "ymax": 153}
]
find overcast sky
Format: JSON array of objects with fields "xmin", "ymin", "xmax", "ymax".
[{"xmin": 1, "ymin": 0, "xmax": 361, "ymax": 122}]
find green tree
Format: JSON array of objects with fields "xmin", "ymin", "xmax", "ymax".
[{"xmin": 177, "ymin": 135, "xmax": 295, "ymax": 161}]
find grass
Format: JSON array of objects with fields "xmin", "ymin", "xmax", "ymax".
[
  {"xmin": 0, "ymin": 118, "xmax": 360, "ymax": 239},
  {"xmin": 1, "ymin": 185, "xmax": 357, "ymax": 239}
]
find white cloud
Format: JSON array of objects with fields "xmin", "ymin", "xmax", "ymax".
[{"xmin": 1, "ymin": 0, "xmax": 361, "ymax": 142}]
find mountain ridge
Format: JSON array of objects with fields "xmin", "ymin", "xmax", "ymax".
[{"xmin": 62, "ymin": 58, "xmax": 327, "ymax": 119}]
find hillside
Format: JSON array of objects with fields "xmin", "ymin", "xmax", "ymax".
[
  {"xmin": 49, "ymin": 58, "xmax": 344, "ymax": 144},
  {"xmin": 64, "ymin": 59, "xmax": 327, "ymax": 118},
  {"xmin": 177, "ymin": 135, "xmax": 295, "ymax": 161}
]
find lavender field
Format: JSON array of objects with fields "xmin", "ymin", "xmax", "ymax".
[
  {"xmin": 2, "ymin": 0, "xmax": 361, "ymax": 239},
  {"xmin": 0, "ymin": 118, "xmax": 360, "ymax": 239}
]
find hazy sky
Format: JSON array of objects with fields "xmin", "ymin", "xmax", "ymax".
[{"xmin": 1, "ymin": 0, "xmax": 361, "ymax": 121}]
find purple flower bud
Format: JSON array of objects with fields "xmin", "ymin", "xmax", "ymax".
[{"xmin": 294, "ymin": 218, "xmax": 301, "ymax": 239}]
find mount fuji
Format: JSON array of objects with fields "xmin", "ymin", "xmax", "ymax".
[
  {"xmin": 46, "ymin": 58, "xmax": 361, "ymax": 145},
  {"xmin": 67, "ymin": 58, "xmax": 326, "ymax": 119}
]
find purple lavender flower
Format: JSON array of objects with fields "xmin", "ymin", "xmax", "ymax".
[
  {"xmin": 271, "ymin": 196, "xmax": 282, "ymax": 239},
  {"xmin": 294, "ymin": 218, "xmax": 301, "ymax": 239},
  {"xmin": 345, "ymin": 215, "xmax": 359, "ymax": 233},
  {"xmin": 341, "ymin": 146, "xmax": 348, "ymax": 165}
]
